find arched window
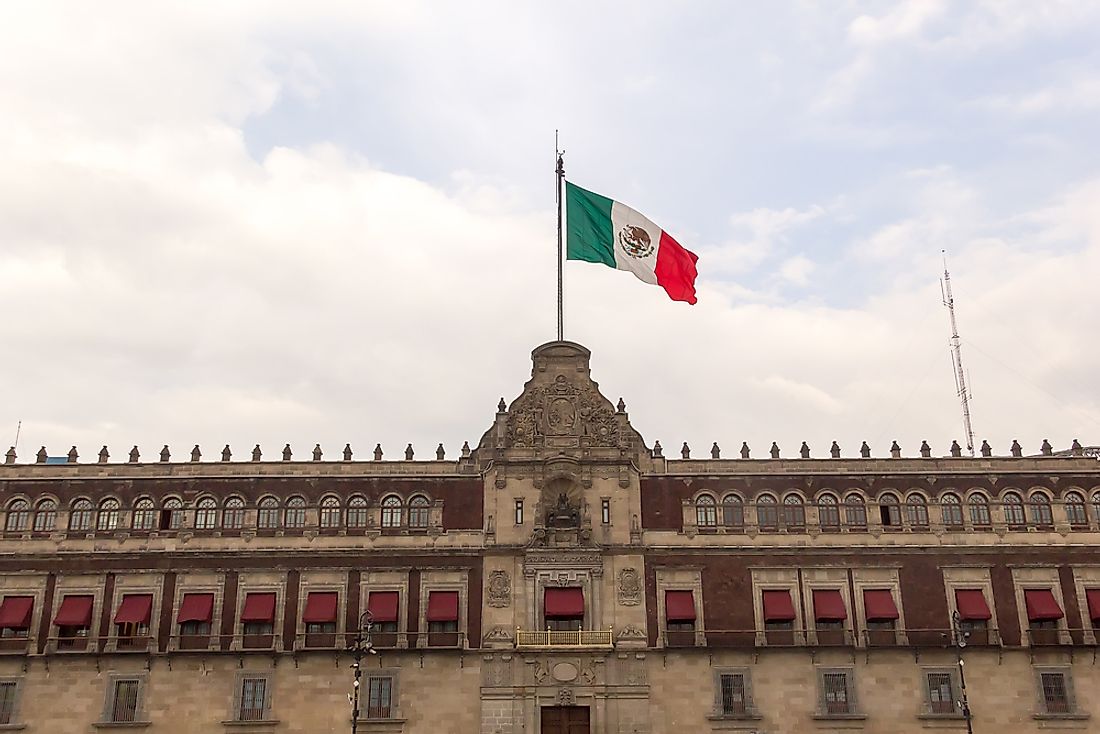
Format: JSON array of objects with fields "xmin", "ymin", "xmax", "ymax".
[
  {"xmin": 818, "ymin": 495, "xmax": 840, "ymax": 530},
  {"xmin": 69, "ymin": 499, "xmax": 93, "ymax": 531},
  {"xmin": 258, "ymin": 497, "xmax": 280, "ymax": 529},
  {"xmin": 1093, "ymin": 491, "xmax": 1100, "ymax": 526},
  {"xmin": 721, "ymin": 495, "xmax": 744, "ymax": 529},
  {"xmin": 969, "ymin": 493, "xmax": 991, "ymax": 527},
  {"xmin": 782, "ymin": 495, "xmax": 805, "ymax": 529},
  {"xmin": 285, "ymin": 497, "xmax": 306, "ymax": 529},
  {"xmin": 96, "ymin": 499, "xmax": 120, "ymax": 532},
  {"xmin": 844, "ymin": 494, "xmax": 867, "ymax": 529},
  {"xmin": 1029, "ymin": 492, "xmax": 1053, "ymax": 527},
  {"xmin": 756, "ymin": 495, "xmax": 778, "ymax": 531},
  {"xmin": 347, "ymin": 496, "xmax": 369, "ymax": 528},
  {"xmin": 320, "ymin": 496, "xmax": 341, "ymax": 528},
  {"xmin": 223, "ymin": 497, "xmax": 245, "ymax": 530},
  {"xmin": 162, "ymin": 498, "xmax": 184, "ymax": 530},
  {"xmin": 194, "ymin": 497, "xmax": 218, "ymax": 530},
  {"xmin": 1002, "ymin": 492, "xmax": 1026, "ymax": 527},
  {"xmin": 941, "ymin": 494, "xmax": 963, "ymax": 529},
  {"xmin": 695, "ymin": 495, "xmax": 717, "ymax": 527},
  {"xmin": 1064, "ymin": 492, "xmax": 1088, "ymax": 527},
  {"xmin": 131, "ymin": 498, "xmax": 157, "ymax": 530},
  {"xmin": 381, "ymin": 496, "xmax": 403, "ymax": 528},
  {"xmin": 905, "ymin": 495, "xmax": 929, "ymax": 528},
  {"xmin": 33, "ymin": 499, "xmax": 57, "ymax": 532},
  {"xmin": 5, "ymin": 500, "xmax": 29, "ymax": 533},
  {"xmin": 879, "ymin": 493, "xmax": 902, "ymax": 528},
  {"xmin": 408, "ymin": 495, "xmax": 430, "ymax": 528}
]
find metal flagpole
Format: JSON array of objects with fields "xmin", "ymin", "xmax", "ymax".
[{"xmin": 556, "ymin": 131, "xmax": 565, "ymax": 342}]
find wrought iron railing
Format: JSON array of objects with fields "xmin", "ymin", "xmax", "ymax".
[{"xmin": 514, "ymin": 628, "xmax": 614, "ymax": 648}]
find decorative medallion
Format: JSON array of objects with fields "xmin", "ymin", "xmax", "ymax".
[
  {"xmin": 551, "ymin": 662, "xmax": 578, "ymax": 682},
  {"xmin": 617, "ymin": 567, "xmax": 641, "ymax": 606},
  {"xmin": 487, "ymin": 570, "xmax": 511, "ymax": 608}
]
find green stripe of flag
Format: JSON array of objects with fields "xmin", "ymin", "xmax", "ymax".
[{"xmin": 565, "ymin": 181, "xmax": 616, "ymax": 268}]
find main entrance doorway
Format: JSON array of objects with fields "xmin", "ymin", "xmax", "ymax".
[{"xmin": 541, "ymin": 705, "xmax": 590, "ymax": 734}]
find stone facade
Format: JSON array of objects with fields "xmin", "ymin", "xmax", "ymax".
[{"xmin": 0, "ymin": 341, "xmax": 1097, "ymax": 732}]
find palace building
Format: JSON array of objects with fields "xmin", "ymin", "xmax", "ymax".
[{"xmin": 0, "ymin": 341, "xmax": 1098, "ymax": 733}]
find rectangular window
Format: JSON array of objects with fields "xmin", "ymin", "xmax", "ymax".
[
  {"xmin": 926, "ymin": 672, "xmax": 955, "ymax": 715},
  {"xmin": 238, "ymin": 678, "xmax": 267, "ymax": 721},
  {"xmin": 514, "ymin": 499, "xmax": 523, "ymax": 525},
  {"xmin": 601, "ymin": 499, "xmax": 610, "ymax": 524},
  {"xmin": 1040, "ymin": 672, "xmax": 1070, "ymax": 714},
  {"xmin": 821, "ymin": 672, "xmax": 852, "ymax": 715},
  {"xmin": 0, "ymin": 682, "xmax": 16, "ymax": 725},
  {"xmin": 367, "ymin": 676, "xmax": 392, "ymax": 720},
  {"xmin": 719, "ymin": 673, "xmax": 746, "ymax": 716},
  {"xmin": 109, "ymin": 679, "xmax": 140, "ymax": 723}
]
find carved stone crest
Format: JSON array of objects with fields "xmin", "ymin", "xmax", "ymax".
[
  {"xmin": 487, "ymin": 570, "xmax": 511, "ymax": 608},
  {"xmin": 557, "ymin": 688, "xmax": 576, "ymax": 706},
  {"xmin": 506, "ymin": 375, "xmax": 620, "ymax": 448},
  {"xmin": 617, "ymin": 567, "xmax": 641, "ymax": 606}
]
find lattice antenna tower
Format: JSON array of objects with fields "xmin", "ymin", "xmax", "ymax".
[{"xmin": 940, "ymin": 253, "xmax": 975, "ymax": 456}]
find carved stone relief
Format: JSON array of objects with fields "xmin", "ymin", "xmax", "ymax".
[
  {"xmin": 487, "ymin": 570, "xmax": 511, "ymax": 607},
  {"xmin": 617, "ymin": 567, "xmax": 641, "ymax": 605},
  {"xmin": 506, "ymin": 375, "xmax": 621, "ymax": 449},
  {"xmin": 557, "ymin": 688, "xmax": 576, "ymax": 706}
]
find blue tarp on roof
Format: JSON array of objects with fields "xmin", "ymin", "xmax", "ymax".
[{"xmin": 44, "ymin": 457, "xmax": 68, "ymax": 465}]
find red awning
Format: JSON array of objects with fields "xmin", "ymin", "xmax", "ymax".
[
  {"xmin": 240, "ymin": 592, "xmax": 276, "ymax": 622},
  {"xmin": 367, "ymin": 591, "xmax": 399, "ymax": 623},
  {"xmin": 762, "ymin": 590, "xmax": 796, "ymax": 622},
  {"xmin": 53, "ymin": 595, "xmax": 94, "ymax": 626},
  {"xmin": 544, "ymin": 587, "xmax": 585, "ymax": 618},
  {"xmin": 114, "ymin": 594, "xmax": 153, "ymax": 625},
  {"xmin": 177, "ymin": 593, "xmax": 214, "ymax": 623},
  {"xmin": 0, "ymin": 596, "xmax": 33, "ymax": 629},
  {"xmin": 863, "ymin": 589, "xmax": 900, "ymax": 622},
  {"xmin": 1024, "ymin": 589, "xmax": 1063, "ymax": 622},
  {"xmin": 954, "ymin": 589, "xmax": 992, "ymax": 621},
  {"xmin": 665, "ymin": 590, "xmax": 697, "ymax": 622},
  {"xmin": 426, "ymin": 591, "xmax": 460, "ymax": 622},
  {"xmin": 302, "ymin": 592, "xmax": 338, "ymax": 624},
  {"xmin": 813, "ymin": 589, "xmax": 847, "ymax": 622},
  {"xmin": 1085, "ymin": 589, "xmax": 1100, "ymax": 623}
]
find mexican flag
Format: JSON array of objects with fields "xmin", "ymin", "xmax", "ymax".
[{"xmin": 565, "ymin": 181, "xmax": 699, "ymax": 304}]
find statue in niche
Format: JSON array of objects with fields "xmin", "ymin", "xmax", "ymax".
[{"xmin": 547, "ymin": 492, "xmax": 579, "ymax": 528}]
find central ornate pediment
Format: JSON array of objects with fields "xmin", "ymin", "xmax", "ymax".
[{"xmin": 477, "ymin": 342, "xmax": 646, "ymax": 459}]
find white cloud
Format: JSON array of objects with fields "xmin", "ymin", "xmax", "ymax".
[{"xmin": 0, "ymin": 2, "xmax": 1098, "ymax": 465}]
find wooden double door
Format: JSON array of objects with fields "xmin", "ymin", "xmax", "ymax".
[{"xmin": 541, "ymin": 705, "xmax": 590, "ymax": 734}]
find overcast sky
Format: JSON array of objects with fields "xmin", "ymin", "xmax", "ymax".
[{"xmin": 2, "ymin": 1, "xmax": 1099, "ymax": 463}]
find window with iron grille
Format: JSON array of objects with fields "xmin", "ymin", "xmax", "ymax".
[
  {"xmin": 238, "ymin": 677, "xmax": 267, "ymax": 721},
  {"xmin": 1040, "ymin": 672, "xmax": 1071, "ymax": 714},
  {"xmin": 367, "ymin": 676, "xmax": 393, "ymax": 719},
  {"xmin": 719, "ymin": 674, "xmax": 746, "ymax": 715},
  {"xmin": 0, "ymin": 681, "xmax": 17, "ymax": 725},
  {"xmin": 925, "ymin": 672, "xmax": 956, "ymax": 715},
  {"xmin": 819, "ymin": 670, "xmax": 855, "ymax": 716},
  {"xmin": 108, "ymin": 679, "xmax": 140, "ymax": 723}
]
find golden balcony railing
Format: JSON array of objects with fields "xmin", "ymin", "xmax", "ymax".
[{"xmin": 514, "ymin": 628, "xmax": 614, "ymax": 649}]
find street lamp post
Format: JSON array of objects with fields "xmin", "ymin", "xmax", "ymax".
[
  {"xmin": 951, "ymin": 611, "xmax": 974, "ymax": 734},
  {"xmin": 348, "ymin": 611, "xmax": 374, "ymax": 734}
]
